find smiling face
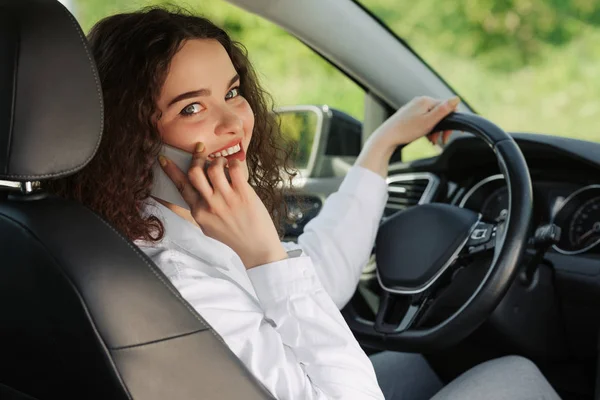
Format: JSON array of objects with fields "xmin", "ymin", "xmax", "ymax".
[{"xmin": 156, "ymin": 39, "xmax": 254, "ymax": 178}]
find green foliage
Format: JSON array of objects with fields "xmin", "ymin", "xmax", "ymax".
[
  {"xmin": 366, "ymin": 0, "xmax": 600, "ymax": 72},
  {"xmin": 72, "ymin": 0, "xmax": 600, "ymax": 163},
  {"xmin": 362, "ymin": 0, "xmax": 600, "ymax": 159}
]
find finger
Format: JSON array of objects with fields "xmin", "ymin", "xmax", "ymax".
[
  {"xmin": 206, "ymin": 156, "xmax": 234, "ymax": 197},
  {"xmin": 191, "ymin": 142, "xmax": 206, "ymax": 165},
  {"xmin": 413, "ymin": 96, "xmax": 440, "ymax": 111},
  {"xmin": 428, "ymin": 132, "xmax": 440, "ymax": 145},
  {"xmin": 426, "ymin": 99, "xmax": 442, "ymax": 112},
  {"xmin": 159, "ymin": 155, "xmax": 201, "ymax": 207},
  {"xmin": 430, "ymin": 96, "xmax": 460, "ymax": 119},
  {"xmin": 442, "ymin": 130, "xmax": 452, "ymax": 144},
  {"xmin": 188, "ymin": 142, "xmax": 214, "ymax": 198},
  {"xmin": 228, "ymin": 159, "xmax": 247, "ymax": 191}
]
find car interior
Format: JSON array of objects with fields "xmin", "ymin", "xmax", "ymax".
[{"xmin": 1, "ymin": 0, "xmax": 599, "ymax": 399}]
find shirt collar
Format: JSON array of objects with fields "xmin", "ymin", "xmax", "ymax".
[{"xmin": 141, "ymin": 197, "xmax": 236, "ymax": 266}]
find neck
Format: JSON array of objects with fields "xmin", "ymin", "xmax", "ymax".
[{"xmin": 152, "ymin": 196, "xmax": 199, "ymax": 227}]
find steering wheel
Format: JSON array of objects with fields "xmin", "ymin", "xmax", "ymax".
[{"xmin": 344, "ymin": 112, "xmax": 533, "ymax": 352}]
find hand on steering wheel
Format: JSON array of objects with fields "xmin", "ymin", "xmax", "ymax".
[{"xmin": 345, "ymin": 113, "xmax": 533, "ymax": 352}]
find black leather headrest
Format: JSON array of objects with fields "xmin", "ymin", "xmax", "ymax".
[{"xmin": 0, "ymin": 0, "xmax": 103, "ymax": 182}]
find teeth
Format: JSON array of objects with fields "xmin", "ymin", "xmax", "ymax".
[{"xmin": 209, "ymin": 143, "xmax": 241, "ymax": 158}]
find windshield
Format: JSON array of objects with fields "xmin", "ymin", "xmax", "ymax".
[{"xmin": 361, "ymin": 0, "xmax": 600, "ymax": 144}]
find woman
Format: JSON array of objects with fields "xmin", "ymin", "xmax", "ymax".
[{"xmin": 49, "ymin": 7, "xmax": 561, "ymax": 400}]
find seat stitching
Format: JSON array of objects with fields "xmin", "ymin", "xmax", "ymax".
[
  {"xmin": 111, "ymin": 328, "xmax": 205, "ymax": 351},
  {"xmin": 3, "ymin": 3, "xmax": 104, "ymax": 179},
  {"xmin": 89, "ymin": 211, "xmax": 227, "ymax": 345},
  {"xmin": 0, "ymin": 212, "xmax": 132, "ymax": 400}
]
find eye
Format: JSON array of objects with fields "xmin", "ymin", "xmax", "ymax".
[
  {"xmin": 225, "ymin": 87, "xmax": 240, "ymax": 100},
  {"xmin": 180, "ymin": 103, "xmax": 203, "ymax": 116}
]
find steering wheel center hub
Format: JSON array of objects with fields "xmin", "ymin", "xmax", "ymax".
[{"xmin": 376, "ymin": 204, "xmax": 481, "ymax": 294}]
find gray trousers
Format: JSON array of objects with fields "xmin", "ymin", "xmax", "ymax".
[{"xmin": 370, "ymin": 351, "xmax": 562, "ymax": 400}]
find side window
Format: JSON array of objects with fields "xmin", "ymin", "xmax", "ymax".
[
  {"xmin": 402, "ymin": 137, "xmax": 443, "ymax": 162},
  {"xmin": 193, "ymin": 2, "xmax": 366, "ymax": 172},
  {"xmin": 72, "ymin": 0, "xmax": 365, "ymax": 170}
]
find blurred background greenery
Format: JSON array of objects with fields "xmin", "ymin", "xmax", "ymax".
[{"xmin": 70, "ymin": 0, "xmax": 600, "ymax": 161}]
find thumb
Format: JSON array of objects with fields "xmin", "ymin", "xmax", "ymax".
[{"xmin": 430, "ymin": 96, "xmax": 460, "ymax": 119}]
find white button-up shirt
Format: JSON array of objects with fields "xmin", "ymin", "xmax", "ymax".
[{"xmin": 136, "ymin": 166, "xmax": 388, "ymax": 399}]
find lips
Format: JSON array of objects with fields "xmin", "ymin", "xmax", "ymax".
[
  {"xmin": 209, "ymin": 139, "xmax": 242, "ymax": 156},
  {"xmin": 208, "ymin": 139, "xmax": 246, "ymax": 162},
  {"xmin": 225, "ymin": 147, "xmax": 246, "ymax": 162}
]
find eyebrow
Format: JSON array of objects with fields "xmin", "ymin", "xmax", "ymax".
[{"xmin": 167, "ymin": 74, "xmax": 240, "ymax": 107}]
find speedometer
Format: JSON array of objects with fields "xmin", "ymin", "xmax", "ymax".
[
  {"xmin": 552, "ymin": 185, "xmax": 600, "ymax": 254},
  {"xmin": 480, "ymin": 186, "xmax": 509, "ymax": 222},
  {"xmin": 568, "ymin": 196, "xmax": 600, "ymax": 251},
  {"xmin": 459, "ymin": 174, "xmax": 508, "ymax": 222}
]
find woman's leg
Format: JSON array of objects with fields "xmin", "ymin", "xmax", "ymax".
[
  {"xmin": 370, "ymin": 351, "xmax": 444, "ymax": 400},
  {"xmin": 430, "ymin": 355, "xmax": 561, "ymax": 400}
]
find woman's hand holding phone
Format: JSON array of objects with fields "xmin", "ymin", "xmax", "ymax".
[{"xmin": 158, "ymin": 142, "xmax": 288, "ymax": 269}]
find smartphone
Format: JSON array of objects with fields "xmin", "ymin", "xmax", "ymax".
[
  {"xmin": 150, "ymin": 144, "xmax": 232, "ymax": 210},
  {"xmin": 151, "ymin": 144, "xmax": 193, "ymax": 210}
]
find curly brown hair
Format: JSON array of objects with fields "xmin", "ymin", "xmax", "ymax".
[{"xmin": 48, "ymin": 7, "xmax": 297, "ymax": 242}]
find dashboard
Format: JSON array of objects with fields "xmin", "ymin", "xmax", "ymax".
[
  {"xmin": 382, "ymin": 131, "xmax": 600, "ymax": 358},
  {"xmin": 288, "ymin": 130, "xmax": 600, "ymax": 362},
  {"xmin": 455, "ymin": 174, "xmax": 600, "ymax": 256},
  {"xmin": 391, "ymin": 131, "xmax": 600, "ymax": 261}
]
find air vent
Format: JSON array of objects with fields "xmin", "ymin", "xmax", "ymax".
[{"xmin": 384, "ymin": 173, "xmax": 439, "ymax": 217}]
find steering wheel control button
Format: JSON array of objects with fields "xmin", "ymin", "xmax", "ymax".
[
  {"xmin": 468, "ymin": 244, "xmax": 484, "ymax": 254},
  {"xmin": 467, "ymin": 222, "xmax": 496, "ymax": 246},
  {"xmin": 471, "ymin": 228, "xmax": 488, "ymax": 240},
  {"xmin": 465, "ymin": 222, "xmax": 498, "ymax": 254}
]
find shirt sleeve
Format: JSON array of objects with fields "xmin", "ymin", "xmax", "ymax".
[
  {"xmin": 294, "ymin": 165, "xmax": 388, "ymax": 309},
  {"xmin": 245, "ymin": 255, "xmax": 384, "ymax": 399},
  {"xmin": 149, "ymin": 246, "xmax": 384, "ymax": 400}
]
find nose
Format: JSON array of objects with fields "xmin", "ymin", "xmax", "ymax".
[{"xmin": 214, "ymin": 106, "xmax": 244, "ymax": 137}]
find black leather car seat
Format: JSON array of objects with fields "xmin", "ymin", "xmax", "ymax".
[{"xmin": 0, "ymin": 1, "xmax": 274, "ymax": 399}]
